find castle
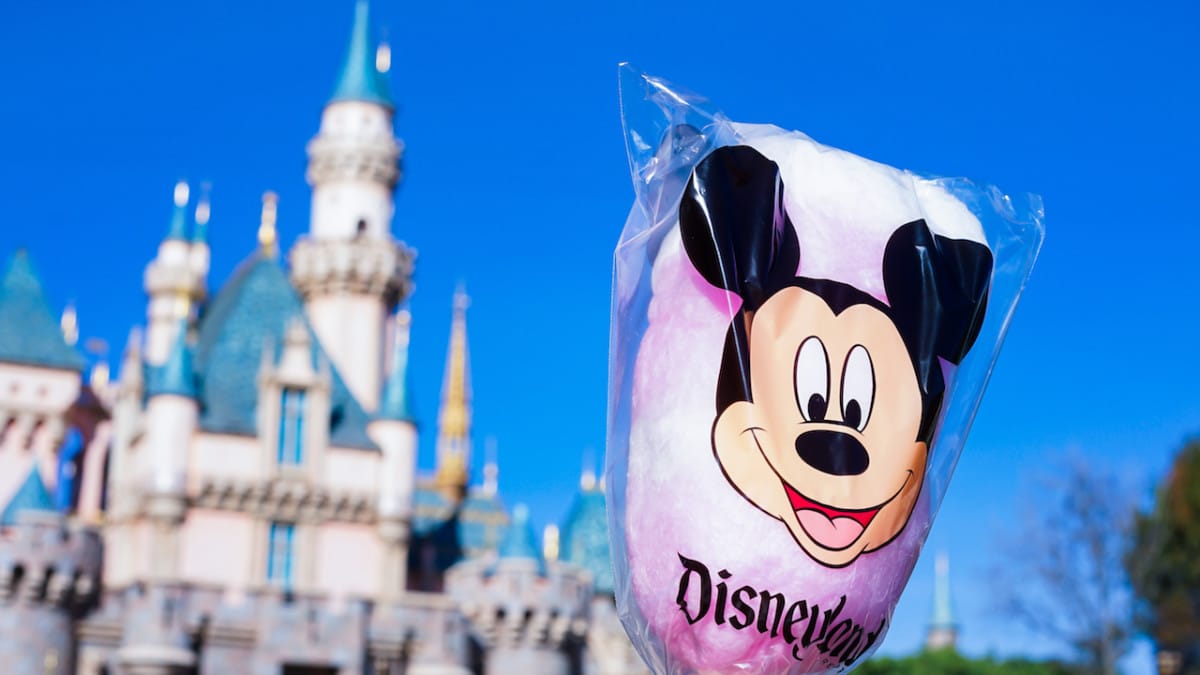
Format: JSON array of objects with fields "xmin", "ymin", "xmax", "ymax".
[{"xmin": 0, "ymin": 3, "xmax": 646, "ymax": 673}]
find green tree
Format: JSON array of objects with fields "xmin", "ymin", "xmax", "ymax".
[
  {"xmin": 1128, "ymin": 438, "xmax": 1200, "ymax": 673},
  {"xmin": 857, "ymin": 649, "xmax": 1074, "ymax": 675}
]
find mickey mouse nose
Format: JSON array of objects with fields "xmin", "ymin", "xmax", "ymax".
[{"xmin": 794, "ymin": 430, "xmax": 870, "ymax": 476}]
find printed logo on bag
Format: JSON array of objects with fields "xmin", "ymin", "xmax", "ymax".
[{"xmin": 679, "ymin": 145, "xmax": 994, "ymax": 568}]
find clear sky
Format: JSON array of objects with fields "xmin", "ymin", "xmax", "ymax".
[{"xmin": 2, "ymin": 0, "xmax": 1197, "ymax": 668}]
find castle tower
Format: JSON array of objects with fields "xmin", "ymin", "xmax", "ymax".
[
  {"xmin": 143, "ymin": 182, "xmax": 206, "ymax": 365},
  {"xmin": 434, "ymin": 287, "xmax": 471, "ymax": 501},
  {"xmin": 141, "ymin": 323, "xmax": 198, "ymax": 581},
  {"xmin": 446, "ymin": 505, "xmax": 591, "ymax": 675},
  {"xmin": 368, "ymin": 309, "xmax": 419, "ymax": 600},
  {"xmin": 560, "ymin": 466, "xmax": 650, "ymax": 675},
  {"xmin": 0, "ymin": 250, "xmax": 86, "ymax": 521},
  {"xmin": 924, "ymin": 551, "xmax": 958, "ymax": 651},
  {"xmin": 290, "ymin": 0, "xmax": 414, "ymax": 412},
  {"xmin": 0, "ymin": 498, "xmax": 101, "ymax": 675}
]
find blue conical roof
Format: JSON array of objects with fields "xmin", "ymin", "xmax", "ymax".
[
  {"xmin": 193, "ymin": 254, "xmax": 376, "ymax": 449},
  {"xmin": 147, "ymin": 321, "xmax": 198, "ymax": 399},
  {"xmin": 377, "ymin": 315, "xmax": 414, "ymax": 422},
  {"xmin": 192, "ymin": 205, "xmax": 209, "ymax": 245},
  {"xmin": 0, "ymin": 250, "xmax": 86, "ymax": 371},
  {"xmin": 165, "ymin": 181, "xmax": 190, "ymax": 241},
  {"xmin": 1, "ymin": 467, "xmax": 55, "ymax": 526},
  {"xmin": 330, "ymin": 0, "xmax": 393, "ymax": 108},
  {"xmin": 498, "ymin": 504, "xmax": 543, "ymax": 572},
  {"xmin": 561, "ymin": 485, "xmax": 613, "ymax": 594},
  {"xmin": 166, "ymin": 201, "xmax": 188, "ymax": 241}
]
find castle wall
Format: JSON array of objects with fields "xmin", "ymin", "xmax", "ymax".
[
  {"xmin": 75, "ymin": 421, "xmax": 112, "ymax": 524},
  {"xmin": 303, "ymin": 295, "xmax": 386, "ymax": 412},
  {"xmin": 315, "ymin": 523, "xmax": 380, "ymax": 599},
  {"xmin": 0, "ymin": 364, "xmax": 81, "ymax": 505},
  {"xmin": 187, "ymin": 434, "xmax": 261, "ymax": 490},
  {"xmin": 485, "ymin": 648, "xmax": 569, "ymax": 675},
  {"xmin": 105, "ymin": 520, "xmax": 155, "ymax": 587},
  {"xmin": 0, "ymin": 604, "xmax": 73, "ymax": 675},
  {"xmin": 180, "ymin": 509, "xmax": 254, "ymax": 590},
  {"xmin": 322, "ymin": 447, "xmax": 380, "ymax": 493}
]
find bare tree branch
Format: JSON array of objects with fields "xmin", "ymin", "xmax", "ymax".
[{"xmin": 992, "ymin": 454, "xmax": 1134, "ymax": 675}]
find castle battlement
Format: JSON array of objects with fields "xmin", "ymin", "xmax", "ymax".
[
  {"xmin": 447, "ymin": 557, "xmax": 591, "ymax": 652},
  {"xmin": 0, "ymin": 511, "xmax": 100, "ymax": 611}
]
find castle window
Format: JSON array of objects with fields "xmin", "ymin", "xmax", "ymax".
[
  {"xmin": 355, "ymin": 219, "xmax": 368, "ymax": 236},
  {"xmin": 266, "ymin": 522, "xmax": 295, "ymax": 588},
  {"xmin": 278, "ymin": 388, "xmax": 306, "ymax": 466}
]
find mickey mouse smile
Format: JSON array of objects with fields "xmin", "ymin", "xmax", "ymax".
[
  {"xmin": 780, "ymin": 470, "xmax": 912, "ymax": 552},
  {"xmin": 783, "ymin": 484, "xmax": 879, "ymax": 551}
]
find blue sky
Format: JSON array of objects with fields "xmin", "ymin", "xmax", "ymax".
[{"xmin": 2, "ymin": 0, "xmax": 1197, "ymax": 668}]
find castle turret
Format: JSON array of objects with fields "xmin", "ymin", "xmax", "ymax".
[
  {"xmin": 0, "ymin": 250, "xmax": 85, "ymax": 517},
  {"xmin": 141, "ymin": 323, "xmax": 198, "ymax": 581},
  {"xmin": 290, "ymin": 0, "xmax": 414, "ymax": 412},
  {"xmin": 143, "ymin": 182, "xmax": 206, "ymax": 365},
  {"xmin": 924, "ymin": 551, "xmax": 958, "ymax": 651},
  {"xmin": 446, "ymin": 505, "xmax": 591, "ymax": 675},
  {"xmin": 368, "ymin": 309, "xmax": 418, "ymax": 600},
  {"xmin": 0, "ymin": 486, "xmax": 101, "ymax": 675},
  {"xmin": 560, "ymin": 466, "xmax": 650, "ymax": 675},
  {"xmin": 434, "ymin": 287, "xmax": 471, "ymax": 501}
]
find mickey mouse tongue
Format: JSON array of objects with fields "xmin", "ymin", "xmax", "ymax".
[{"xmin": 784, "ymin": 484, "xmax": 879, "ymax": 552}]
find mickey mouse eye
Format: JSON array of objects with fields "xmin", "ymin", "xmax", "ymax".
[
  {"xmin": 841, "ymin": 345, "xmax": 875, "ymax": 432},
  {"xmin": 794, "ymin": 336, "xmax": 829, "ymax": 422}
]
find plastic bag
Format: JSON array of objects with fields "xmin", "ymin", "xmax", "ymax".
[{"xmin": 606, "ymin": 64, "xmax": 1044, "ymax": 674}]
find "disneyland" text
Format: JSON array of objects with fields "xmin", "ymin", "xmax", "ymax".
[{"xmin": 674, "ymin": 554, "xmax": 885, "ymax": 668}]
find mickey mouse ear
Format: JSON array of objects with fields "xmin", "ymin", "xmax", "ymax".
[
  {"xmin": 679, "ymin": 145, "xmax": 800, "ymax": 312},
  {"xmin": 882, "ymin": 220, "xmax": 994, "ymax": 367}
]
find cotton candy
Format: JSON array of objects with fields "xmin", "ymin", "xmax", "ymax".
[{"xmin": 607, "ymin": 68, "xmax": 1043, "ymax": 675}]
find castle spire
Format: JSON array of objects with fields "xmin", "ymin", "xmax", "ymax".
[
  {"xmin": 192, "ymin": 183, "xmax": 211, "ymax": 245},
  {"xmin": 924, "ymin": 551, "xmax": 958, "ymax": 651},
  {"xmin": 499, "ymin": 505, "xmax": 542, "ymax": 568},
  {"xmin": 166, "ymin": 180, "xmax": 190, "ymax": 241},
  {"xmin": 435, "ymin": 285, "xmax": 472, "ymax": 492},
  {"xmin": 330, "ymin": 0, "xmax": 392, "ymax": 108},
  {"xmin": 377, "ymin": 309, "xmax": 414, "ymax": 421},
  {"xmin": 146, "ymin": 320, "xmax": 197, "ymax": 400}
]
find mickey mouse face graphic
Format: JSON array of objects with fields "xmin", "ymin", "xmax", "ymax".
[{"xmin": 679, "ymin": 145, "xmax": 993, "ymax": 568}]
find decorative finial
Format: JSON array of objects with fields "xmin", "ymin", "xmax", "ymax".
[
  {"xmin": 453, "ymin": 282, "xmax": 470, "ymax": 312},
  {"xmin": 173, "ymin": 180, "xmax": 190, "ymax": 208},
  {"xmin": 379, "ymin": 308, "xmax": 415, "ymax": 422},
  {"xmin": 164, "ymin": 180, "xmax": 191, "ymax": 241},
  {"xmin": 581, "ymin": 447, "xmax": 597, "ymax": 490},
  {"xmin": 89, "ymin": 361, "xmax": 110, "ymax": 392},
  {"xmin": 193, "ymin": 181, "xmax": 211, "ymax": 243},
  {"xmin": 195, "ymin": 198, "xmax": 210, "ymax": 226},
  {"xmin": 376, "ymin": 40, "xmax": 391, "ymax": 74},
  {"xmin": 543, "ymin": 524, "xmax": 560, "ymax": 562},
  {"xmin": 394, "ymin": 308, "xmax": 411, "ymax": 347},
  {"xmin": 258, "ymin": 191, "xmax": 278, "ymax": 256},
  {"xmin": 60, "ymin": 303, "xmax": 78, "ymax": 347}
]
